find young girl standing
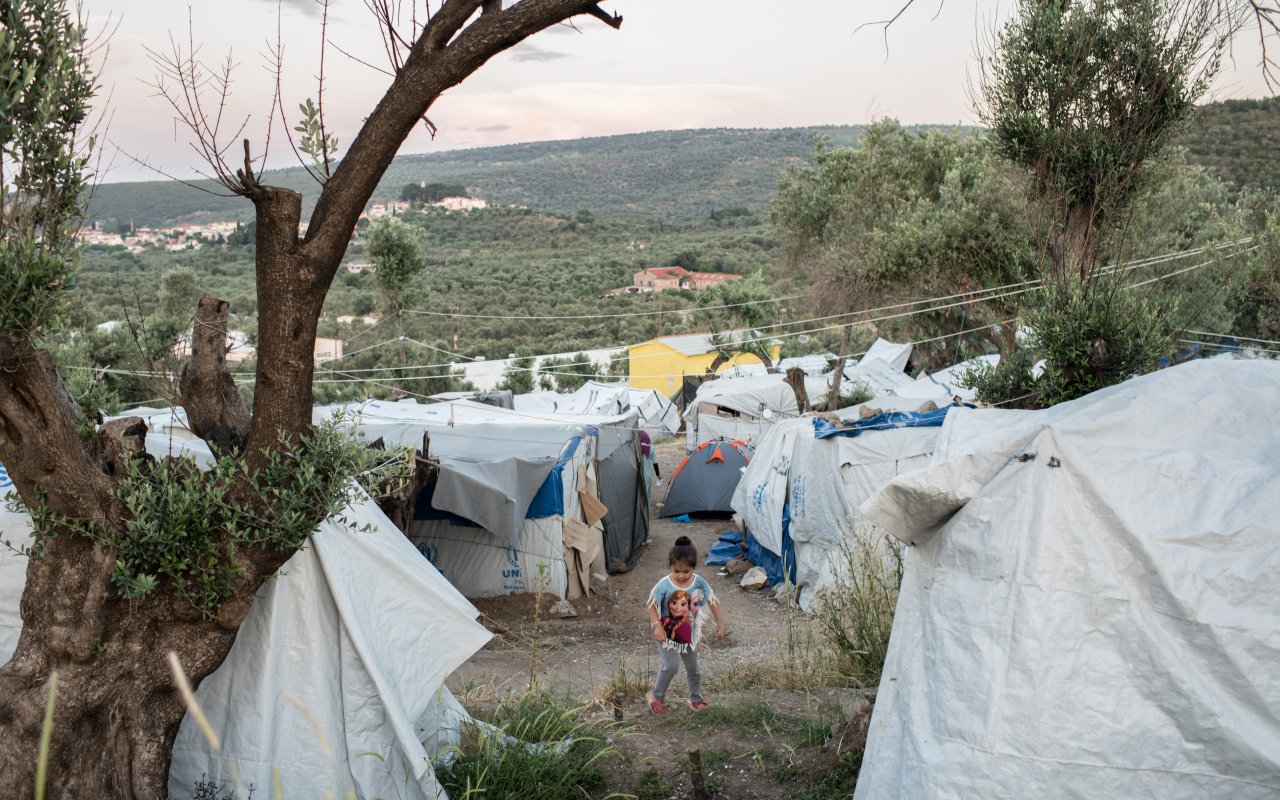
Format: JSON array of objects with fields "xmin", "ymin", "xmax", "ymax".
[{"xmin": 645, "ymin": 536, "xmax": 727, "ymax": 713}]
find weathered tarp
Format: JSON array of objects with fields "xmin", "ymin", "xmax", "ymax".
[
  {"xmin": 732, "ymin": 413, "xmax": 938, "ymax": 610},
  {"xmin": 1, "ymin": 485, "xmax": 489, "ymax": 800},
  {"xmin": 169, "ymin": 495, "xmax": 491, "ymax": 799},
  {"xmin": 856, "ymin": 360, "xmax": 1280, "ymax": 800}
]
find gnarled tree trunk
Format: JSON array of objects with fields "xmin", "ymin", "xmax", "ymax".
[{"xmin": 0, "ymin": 2, "xmax": 623, "ymax": 796}]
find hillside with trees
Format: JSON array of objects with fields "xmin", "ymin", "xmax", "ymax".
[
  {"xmin": 1175, "ymin": 96, "xmax": 1280, "ymax": 197},
  {"xmin": 88, "ymin": 126, "xmax": 869, "ymax": 228}
]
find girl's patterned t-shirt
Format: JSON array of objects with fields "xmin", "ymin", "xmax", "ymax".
[{"xmin": 648, "ymin": 574, "xmax": 717, "ymax": 653}]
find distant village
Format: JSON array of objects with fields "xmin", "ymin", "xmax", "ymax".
[{"xmin": 78, "ymin": 196, "xmax": 489, "ymax": 253}]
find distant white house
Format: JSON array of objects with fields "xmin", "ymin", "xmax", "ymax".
[
  {"xmin": 435, "ymin": 197, "xmax": 487, "ymax": 212},
  {"xmin": 366, "ymin": 201, "xmax": 410, "ymax": 218}
]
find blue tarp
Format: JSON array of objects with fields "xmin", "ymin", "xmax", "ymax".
[
  {"xmin": 707, "ymin": 525, "xmax": 795, "ymax": 587},
  {"xmin": 746, "ymin": 503, "xmax": 796, "ymax": 587},
  {"xmin": 526, "ymin": 436, "xmax": 581, "ymax": 518},
  {"xmin": 706, "ymin": 531, "xmax": 745, "ymax": 566},
  {"xmin": 812, "ymin": 406, "xmax": 958, "ymax": 439}
]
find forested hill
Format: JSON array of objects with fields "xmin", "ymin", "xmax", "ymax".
[
  {"xmin": 88, "ymin": 100, "xmax": 1279, "ymax": 228},
  {"xmin": 87, "ymin": 126, "xmax": 868, "ymax": 228},
  {"xmin": 1175, "ymin": 96, "xmax": 1280, "ymax": 198}
]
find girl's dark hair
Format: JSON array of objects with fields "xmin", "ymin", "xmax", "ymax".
[{"xmin": 668, "ymin": 535, "xmax": 697, "ymax": 567}]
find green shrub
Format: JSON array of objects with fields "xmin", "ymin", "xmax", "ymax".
[{"xmin": 964, "ymin": 277, "xmax": 1178, "ymax": 409}]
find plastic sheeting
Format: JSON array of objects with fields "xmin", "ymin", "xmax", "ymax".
[
  {"xmin": 812, "ymin": 406, "xmax": 954, "ymax": 439},
  {"xmin": 168, "ymin": 495, "xmax": 491, "ymax": 799},
  {"xmin": 627, "ymin": 387, "xmax": 682, "ymax": 440},
  {"xmin": 856, "ymin": 360, "xmax": 1280, "ymax": 800},
  {"xmin": 860, "ymin": 338, "xmax": 913, "ymax": 371},
  {"xmin": 1, "ymin": 487, "xmax": 490, "ymax": 800},
  {"xmin": 683, "ymin": 373, "xmax": 827, "ymax": 451},
  {"xmin": 319, "ymin": 398, "xmax": 646, "ymax": 594},
  {"xmin": 0, "ymin": 506, "xmax": 31, "ymax": 664},
  {"xmin": 732, "ymin": 416, "xmax": 938, "ymax": 610},
  {"xmin": 410, "ymin": 515, "xmax": 571, "ymax": 600},
  {"xmin": 893, "ymin": 354, "xmax": 1000, "ymax": 403},
  {"xmin": 409, "ymin": 429, "xmax": 593, "ymax": 599}
]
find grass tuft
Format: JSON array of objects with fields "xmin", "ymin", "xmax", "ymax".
[
  {"xmin": 662, "ymin": 697, "xmax": 807, "ymax": 741},
  {"xmin": 437, "ymin": 690, "xmax": 629, "ymax": 800},
  {"xmin": 631, "ymin": 767, "xmax": 673, "ymax": 800},
  {"xmin": 809, "ymin": 532, "xmax": 903, "ymax": 688}
]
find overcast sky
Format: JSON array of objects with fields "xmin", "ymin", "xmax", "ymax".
[{"xmin": 82, "ymin": 0, "xmax": 1274, "ymax": 183}]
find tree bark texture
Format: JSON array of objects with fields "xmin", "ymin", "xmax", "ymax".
[
  {"xmin": 180, "ymin": 298, "xmax": 251, "ymax": 453},
  {"xmin": 785, "ymin": 367, "xmax": 810, "ymax": 415},
  {"xmin": 0, "ymin": 2, "xmax": 623, "ymax": 797},
  {"xmin": 826, "ymin": 323, "xmax": 854, "ymax": 411}
]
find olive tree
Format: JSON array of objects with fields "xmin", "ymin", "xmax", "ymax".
[
  {"xmin": 0, "ymin": 1, "xmax": 623, "ymax": 796},
  {"xmin": 772, "ymin": 121, "xmax": 1042, "ymax": 373},
  {"xmin": 967, "ymin": 0, "xmax": 1231, "ymax": 406},
  {"xmin": 367, "ymin": 215, "xmax": 428, "ymax": 388}
]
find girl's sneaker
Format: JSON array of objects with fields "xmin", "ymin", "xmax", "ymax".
[{"xmin": 688, "ymin": 700, "xmax": 709, "ymax": 711}]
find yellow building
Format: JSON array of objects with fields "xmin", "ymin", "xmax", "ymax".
[{"xmin": 628, "ymin": 332, "xmax": 782, "ymax": 396}]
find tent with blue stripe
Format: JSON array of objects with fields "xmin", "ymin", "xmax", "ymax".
[
  {"xmin": 732, "ymin": 399, "xmax": 958, "ymax": 610},
  {"xmin": 315, "ymin": 398, "xmax": 649, "ymax": 600}
]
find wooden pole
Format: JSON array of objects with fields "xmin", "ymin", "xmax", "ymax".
[
  {"xmin": 689, "ymin": 746, "xmax": 709, "ymax": 799},
  {"xmin": 826, "ymin": 322, "xmax": 854, "ymax": 411}
]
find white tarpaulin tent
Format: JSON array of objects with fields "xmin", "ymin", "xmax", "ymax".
[
  {"xmin": 513, "ymin": 381, "xmax": 628, "ymax": 417},
  {"xmin": 860, "ymin": 338, "xmax": 913, "ymax": 371},
  {"xmin": 318, "ymin": 399, "xmax": 643, "ymax": 599},
  {"xmin": 514, "ymin": 382, "xmax": 680, "ymax": 440},
  {"xmin": 626, "ymin": 386, "xmax": 681, "ymax": 440},
  {"xmin": 684, "ymin": 372, "xmax": 827, "ymax": 451},
  {"xmin": 169, "ymin": 495, "xmax": 491, "ymax": 799},
  {"xmin": 1, "ymin": 479, "xmax": 490, "ymax": 799},
  {"xmin": 731, "ymin": 407, "xmax": 941, "ymax": 611},
  {"xmin": 855, "ymin": 359, "xmax": 1280, "ymax": 800},
  {"xmin": 890, "ymin": 354, "xmax": 998, "ymax": 403}
]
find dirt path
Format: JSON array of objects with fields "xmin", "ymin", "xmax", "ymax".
[{"xmin": 446, "ymin": 437, "xmax": 864, "ymax": 799}]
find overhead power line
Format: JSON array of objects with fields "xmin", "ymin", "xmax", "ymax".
[
  {"xmin": 399, "ymin": 293, "xmax": 808, "ymax": 321},
  {"xmin": 1185, "ymin": 330, "xmax": 1280, "ymax": 348},
  {"xmin": 312, "ymin": 239, "xmax": 1256, "ymax": 381}
]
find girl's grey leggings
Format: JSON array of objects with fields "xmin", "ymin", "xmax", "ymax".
[{"xmin": 653, "ymin": 643, "xmax": 703, "ymax": 703}]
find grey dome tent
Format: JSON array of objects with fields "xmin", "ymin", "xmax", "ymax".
[{"xmin": 661, "ymin": 438, "xmax": 751, "ymax": 518}]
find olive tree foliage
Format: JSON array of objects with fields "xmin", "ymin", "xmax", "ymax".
[
  {"xmin": 1222, "ymin": 197, "xmax": 1280, "ymax": 345},
  {"xmin": 497, "ymin": 354, "xmax": 536, "ymax": 394},
  {"xmin": 697, "ymin": 272, "xmax": 786, "ymax": 372},
  {"xmin": 963, "ymin": 0, "xmax": 1235, "ymax": 407},
  {"xmin": 976, "ymin": 0, "xmax": 1229, "ymax": 281},
  {"xmin": 772, "ymin": 120, "xmax": 1043, "ymax": 372},
  {"xmin": 537, "ymin": 352, "xmax": 602, "ymax": 391},
  {"xmin": 0, "ymin": 0, "xmax": 96, "ymax": 339},
  {"xmin": 368, "ymin": 216, "xmax": 428, "ymax": 301},
  {"xmin": 367, "ymin": 215, "xmax": 428, "ymax": 386},
  {"xmin": 0, "ymin": 1, "xmax": 625, "ymax": 797}
]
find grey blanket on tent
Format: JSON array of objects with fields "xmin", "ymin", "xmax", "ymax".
[{"xmin": 432, "ymin": 455, "xmax": 559, "ymax": 548}]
